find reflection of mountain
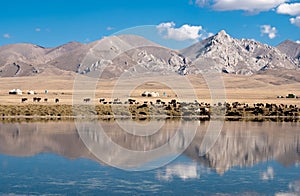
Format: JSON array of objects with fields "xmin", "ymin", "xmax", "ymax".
[
  {"xmin": 0, "ymin": 121, "xmax": 299, "ymax": 174},
  {"xmin": 186, "ymin": 121, "xmax": 300, "ymax": 174},
  {"xmin": 0, "ymin": 122, "xmax": 94, "ymax": 159}
]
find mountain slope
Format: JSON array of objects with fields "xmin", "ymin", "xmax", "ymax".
[
  {"xmin": 277, "ymin": 40, "xmax": 300, "ymax": 63},
  {"xmin": 181, "ymin": 30, "xmax": 298, "ymax": 75},
  {"xmin": 62, "ymin": 35, "xmax": 189, "ymax": 78},
  {"xmin": 0, "ymin": 32, "xmax": 299, "ymax": 77}
]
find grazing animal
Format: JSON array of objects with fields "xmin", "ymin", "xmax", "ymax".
[
  {"xmin": 113, "ymin": 98, "xmax": 122, "ymax": 104},
  {"xmin": 128, "ymin": 99, "xmax": 136, "ymax": 103},
  {"xmin": 137, "ymin": 104, "xmax": 148, "ymax": 109},
  {"xmin": 21, "ymin": 98, "xmax": 28, "ymax": 103},
  {"xmin": 170, "ymin": 99, "xmax": 177, "ymax": 104},
  {"xmin": 99, "ymin": 98, "xmax": 105, "ymax": 103},
  {"xmin": 83, "ymin": 98, "xmax": 91, "ymax": 103},
  {"xmin": 33, "ymin": 97, "xmax": 42, "ymax": 102},
  {"xmin": 44, "ymin": 98, "xmax": 48, "ymax": 102},
  {"xmin": 55, "ymin": 98, "xmax": 59, "ymax": 103}
]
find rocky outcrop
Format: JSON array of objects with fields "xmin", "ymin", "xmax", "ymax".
[{"xmin": 181, "ymin": 30, "xmax": 298, "ymax": 75}]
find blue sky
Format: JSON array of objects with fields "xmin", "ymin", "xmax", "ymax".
[{"xmin": 1, "ymin": 0, "xmax": 300, "ymax": 49}]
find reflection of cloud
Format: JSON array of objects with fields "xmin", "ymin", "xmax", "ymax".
[
  {"xmin": 157, "ymin": 162, "xmax": 199, "ymax": 181},
  {"xmin": 275, "ymin": 181, "xmax": 300, "ymax": 196},
  {"xmin": 48, "ymin": 181, "xmax": 76, "ymax": 186},
  {"xmin": 261, "ymin": 166, "xmax": 274, "ymax": 181},
  {"xmin": 289, "ymin": 181, "xmax": 300, "ymax": 193}
]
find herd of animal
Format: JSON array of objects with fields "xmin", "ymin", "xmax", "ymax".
[
  {"xmin": 15, "ymin": 94, "xmax": 300, "ymax": 119},
  {"xmin": 21, "ymin": 97, "xmax": 59, "ymax": 103}
]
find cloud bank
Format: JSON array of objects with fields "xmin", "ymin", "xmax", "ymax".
[
  {"xmin": 277, "ymin": 3, "xmax": 300, "ymax": 16},
  {"xmin": 157, "ymin": 22, "xmax": 211, "ymax": 41},
  {"xmin": 195, "ymin": 0, "xmax": 288, "ymax": 12}
]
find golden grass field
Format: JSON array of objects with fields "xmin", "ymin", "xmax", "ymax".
[{"xmin": 0, "ymin": 74, "xmax": 299, "ymax": 106}]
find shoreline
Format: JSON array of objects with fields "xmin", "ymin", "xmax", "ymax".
[{"xmin": 0, "ymin": 102, "xmax": 299, "ymax": 122}]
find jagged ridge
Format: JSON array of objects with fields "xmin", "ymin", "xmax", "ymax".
[{"xmin": 0, "ymin": 32, "xmax": 299, "ymax": 77}]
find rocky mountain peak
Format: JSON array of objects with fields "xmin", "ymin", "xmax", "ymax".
[
  {"xmin": 205, "ymin": 30, "xmax": 233, "ymax": 48},
  {"xmin": 181, "ymin": 31, "xmax": 298, "ymax": 75},
  {"xmin": 214, "ymin": 30, "xmax": 230, "ymax": 40}
]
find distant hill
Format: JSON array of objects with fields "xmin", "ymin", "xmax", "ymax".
[
  {"xmin": 0, "ymin": 32, "xmax": 299, "ymax": 77},
  {"xmin": 277, "ymin": 40, "xmax": 300, "ymax": 64}
]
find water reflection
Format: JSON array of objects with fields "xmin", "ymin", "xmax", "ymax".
[
  {"xmin": 0, "ymin": 120, "xmax": 299, "ymax": 174},
  {"xmin": 156, "ymin": 162, "xmax": 199, "ymax": 181}
]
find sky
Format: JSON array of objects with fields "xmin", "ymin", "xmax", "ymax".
[{"xmin": 1, "ymin": 0, "xmax": 300, "ymax": 49}]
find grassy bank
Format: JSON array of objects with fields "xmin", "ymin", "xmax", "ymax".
[{"xmin": 0, "ymin": 102, "xmax": 299, "ymax": 122}]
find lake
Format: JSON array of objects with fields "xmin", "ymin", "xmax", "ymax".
[{"xmin": 0, "ymin": 119, "xmax": 299, "ymax": 195}]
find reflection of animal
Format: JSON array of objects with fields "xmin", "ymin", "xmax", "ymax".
[
  {"xmin": 21, "ymin": 98, "xmax": 28, "ymax": 103},
  {"xmin": 84, "ymin": 98, "xmax": 91, "ymax": 103},
  {"xmin": 55, "ymin": 98, "xmax": 59, "ymax": 103}
]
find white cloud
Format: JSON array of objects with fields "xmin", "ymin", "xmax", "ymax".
[
  {"xmin": 157, "ymin": 22, "xmax": 210, "ymax": 41},
  {"xmin": 260, "ymin": 25, "xmax": 278, "ymax": 39},
  {"xmin": 106, "ymin": 26, "xmax": 114, "ymax": 31},
  {"xmin": 195, "ymin": 0, "xmax": 210, "ymax": 7},
  {"xmin": 261, "ymin": 166, "xmax": 274, "ymax": 180},
  {"xmin": 290, "ymin": 16, "xmax": 300, "ymax": 27},
  {"xmin": 296, "ymin": 40, "xmax": 300, "ymax": 44},
  {"xmin": 195, "ymin": 0, "xmax": 288, "ymax": 12},
  {"xmin": 35, "ymin": 28, "xmax": 41, "ymax": 32},
  {"xmin": 277, "ymin": 3, "xmax": 300, "ymax": 16},
  {"xmin": 3, "ymin": 33, "xmax": 11, "ymax": 39}
]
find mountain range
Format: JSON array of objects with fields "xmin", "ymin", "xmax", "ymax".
[{"xmin": 0, "ymin": 30, "xmax": 299, "ymax": 78}]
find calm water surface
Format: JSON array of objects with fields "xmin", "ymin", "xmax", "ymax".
[{"xmin": 0, "ymin": 120, "xmax": 299, "ymax": 195}]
